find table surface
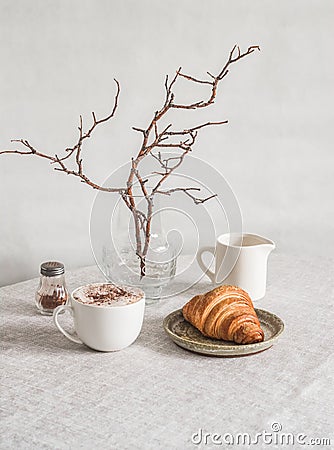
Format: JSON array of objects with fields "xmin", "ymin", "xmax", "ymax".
[{"xmin": 1, "ymin": 253, "xmax": 333, "ymax": 450}]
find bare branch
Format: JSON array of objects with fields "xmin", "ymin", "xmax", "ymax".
[
  {"xmin": 178, "ymin": 72, "xmax": 213, "ymax": 85},
  {"xmin": 1, "ymin": 45, "xmax": 259, "ymax": 277},
  {"xmin": 0, "ymin": 148, "xmax": 34, "ymax": 156},
  {"xmin": 2, "ymin": 80, "xmax": 122, "ymax": 192},
  {"xmin": 171, "ymin": 45, "xmax": 260, "ymax": 110},
  {"xmin": 165, "ymin": 120, "xmax": 228, "ymax": 136},
  {"xmin": 218, "ymin": 45, "xmax": 260, "ymax": 79},
  {"xmin": 156, "ymin": 187, "xmax": 217, "ymax": 204},
  {"xmin": 132, "ymin": 127, "xmax": 146, "ymax": 135}
]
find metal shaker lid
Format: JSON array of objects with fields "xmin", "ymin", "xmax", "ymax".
[{"xmin": 40, "ymin": 261, "xmax": 65, "ymax": 277}]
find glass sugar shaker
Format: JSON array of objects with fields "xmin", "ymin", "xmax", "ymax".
[{"xmin": 35, "ymin": 261, "xmax": 68, "ymax": 315}]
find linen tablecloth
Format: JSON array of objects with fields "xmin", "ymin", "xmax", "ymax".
[{"xmin": 1, "ymin": 253, "xmax": 333, "ymax": 449}]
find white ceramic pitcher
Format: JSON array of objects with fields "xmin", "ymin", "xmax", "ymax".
[{"xmin": 197, "ymin": 233, "xmax": 275, "ymax": 300}]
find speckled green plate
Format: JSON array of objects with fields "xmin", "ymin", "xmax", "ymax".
[{"xmin": 163, "ymin": 308, "xmax": 284, "ymax": 356}]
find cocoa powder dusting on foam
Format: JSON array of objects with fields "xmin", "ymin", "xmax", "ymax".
[{"xmin": 74, "ymin": 284, "xmax": 142, "ymax": 306}]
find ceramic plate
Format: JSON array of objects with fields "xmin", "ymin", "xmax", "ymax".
[{"xmin": 163, "ymin": 308, "xmax": 284, "ymax": 356}]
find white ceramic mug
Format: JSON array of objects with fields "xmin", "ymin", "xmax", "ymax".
[
  {"xmin": 197, "ymin": 233, "xmax": 275, "ymax": 300},
  {"xmin": 53, "ymin": 283, "xmax": 145, "ymax": 352}
]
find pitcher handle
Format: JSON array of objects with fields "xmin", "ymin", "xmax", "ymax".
[
  {"xmin": 197, "ymin": 246, "xmax": 216, "ymax": 283},
  {"xmin": 53, "ymin": 305, "xmax": 83, "ymax": 344}
]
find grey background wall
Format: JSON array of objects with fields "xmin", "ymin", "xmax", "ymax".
[{"xmin": 1, "ymin": 0, "xmax": 333, "ymax": 286}]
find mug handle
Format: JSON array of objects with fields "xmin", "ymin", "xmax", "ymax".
[
  {"xmin": 197, "ymin": 246, "xmax": 216, "ymax": 283},
  {"xmin": 53, "ymin": 305, "xmax": 83, "ymax": 344}
]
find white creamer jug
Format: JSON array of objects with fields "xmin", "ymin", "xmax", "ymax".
[{"xmin": 197, "ymin": 233, "xmax": 275, "ymax": 300}]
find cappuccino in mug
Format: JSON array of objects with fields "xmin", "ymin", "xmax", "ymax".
[{"xmin": 53, "ymin": 283, "xmax": 145, "ymax": 352}]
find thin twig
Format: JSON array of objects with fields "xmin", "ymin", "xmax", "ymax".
[{"xmin": 156, "ymin": 187, "xmax": 217, "ymax": 204}]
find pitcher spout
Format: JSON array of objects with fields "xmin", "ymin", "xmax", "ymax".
[
  {"xmin": 239, "ymin": 233, "xmax": 274, "ymax": 247},
  {"xmin": 254, "ymin": 235, "xmax": 275, "ymax": 258},
  {"xmin": 261, "ymin": 241, "xmax": 275, "ymax": 257}
]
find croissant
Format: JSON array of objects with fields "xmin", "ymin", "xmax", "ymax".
[{"xmin": 182, "ymin": 285, "xmax": 264, "ymax": 344}]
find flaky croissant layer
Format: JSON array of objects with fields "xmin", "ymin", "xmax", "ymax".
[{"xmin": 182, "ymin": 285, "xmax": 264, "ymax": 344}]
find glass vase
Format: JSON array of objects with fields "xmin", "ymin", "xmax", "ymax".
[{"xmin": 101, "ymin": 192, "xmax": 177, "ymax": 303}]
